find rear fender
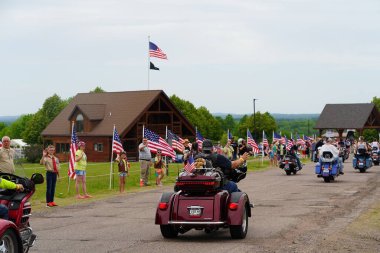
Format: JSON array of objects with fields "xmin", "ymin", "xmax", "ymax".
[
  {"xmin": 155, "ymin": 192, "xmax": 176, "ymax": 225},
  {"xmin": 227, "ymin": 192, "xmax": 251, "ymax": 225}
]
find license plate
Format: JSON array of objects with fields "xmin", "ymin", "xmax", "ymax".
[
  {"xmin": 285, "ymin": 164, "xmax": 289, "ymax": 169},
  {"xmin": 359, "ymin": 163, "xmax": 363, "ymax": 166},
  {"xmin": 323, "ymin": 168, "xmax": 329, "ymax": 173},
  {"xmin": 188, "ymin": 206, "xmax": 203, "ymax": 217}
]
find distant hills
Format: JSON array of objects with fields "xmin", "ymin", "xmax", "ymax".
[
  {"xmin": 0, "ymin": 116, "xmax": 20, "ymax": 124},
  {"xmin": 212, "ymin": 113, "xmax": 319, "ymax": 120}
]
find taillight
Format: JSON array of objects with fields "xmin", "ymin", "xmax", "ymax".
[
  {"xmin": 229, "ymin": 203, "xmax": 238, "ymax": 210},
  {"xmin": 176, "ymin": 181, "xmax": 216, "ymax": 186},
  {"xmin": 158, "ymin": 202, "xmax": 168, "ymax": 210}
]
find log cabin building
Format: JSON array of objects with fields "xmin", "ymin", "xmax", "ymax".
[{"xmin": 41, "ymin": 90, "xmax": 195, "ymax": 162}]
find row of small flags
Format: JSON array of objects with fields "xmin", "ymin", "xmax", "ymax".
[{"xmin": 67, "ymin": 121, "xmax": 316, "ymax": 178}]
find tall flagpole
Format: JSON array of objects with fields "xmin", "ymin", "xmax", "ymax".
[
  {"xmin": 261, "ymin": 130, "xmax": 264, "ymax": 165},
  {"xmin": 109, "ymin": 124, "xmax": 115, "ymax": 190},
  {"xmin": 165, "ymin": 126, "xmax": 169, "ymax": 176},
  {"xmin": 148, "ymin": 35, "xmax": 150, "ymax": 90},
  {"xmin": 68, "ymin": 121, "xmax": 74, "ymax": 193}
]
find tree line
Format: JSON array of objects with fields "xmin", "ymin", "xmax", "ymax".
[{"xmin": 0, "ymin": 90, "xmax": 379, "ymax": 156}]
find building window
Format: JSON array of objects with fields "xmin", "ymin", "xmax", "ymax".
[
  {"xmin": 94, "ymin": 143, "xmax": 104, "ymax": 152},
  {"xmin": 76, "ymin": 114, "xmax": 84, "ymax": 132},
  {"xmin": 55, "ymin": 143, "xmax": 70, "ymax": 154}
]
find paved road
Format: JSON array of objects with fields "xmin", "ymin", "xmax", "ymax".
[{"xmin": 29, "ymin": 158, "xmax": 379, "ymax": 252}]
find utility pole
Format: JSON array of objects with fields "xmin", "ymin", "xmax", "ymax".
[{"xmin": 253, "ymin": 98, "xmax": 258, "ymax": 139}]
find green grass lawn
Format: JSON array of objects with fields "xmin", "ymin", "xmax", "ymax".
[{"xmin": 14, "ymin": 156, "xmax": 309, "ymax": 210}]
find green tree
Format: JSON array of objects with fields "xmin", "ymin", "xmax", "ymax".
[
  {"xmin": 6, "ymin": 114, "xmax": 33, "ymax": 139},
  {"xmin": 237, "ymin": 112, "xmax": 277, "ymax": 141},
  {"xmin": 90, "ymin": 86, "xmax": 106, "ymax": 93},
  {"xmin": 170, "ymin": 95, "xmax": 222, "ymax": 141},
  {"xmin": 23, "ymin": 94, "xmax": 69, "ymax": 144},
  {"xmin": 372, "ymin": 96, "xmax": 380, "ymax": 111}
]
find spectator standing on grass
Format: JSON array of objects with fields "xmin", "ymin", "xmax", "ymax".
[
  {"xmin": 230, "ymin": 137, "xmax": 238, "ymax": 160},
  {"xmin": 0, "ymin": 136, "xmax": 15, "ymax": 174},
  {"xmin": 223, "ymin": 139, "xmax": 234, "ymax": 160},
  {"xmin": 75, "ymin": 141, "xmax": 91, "ymax": 199},
  {"xmin": 115, "ymin": 151, "xmax": 130, "ymax": 193},
  {"xmin": 40, "ymin": 145, "xmax": 60, "ymax": 207},
  {"xmin": 154, "ymin": 149, "xmax": 165, "ymax": 186},
  {"xmin": 139, "ymin": 138, "xmax": 152, "ymax": 187},
  {"xmin": 272, "ymin": 142, "xmax": 278, "ymax": 166}
]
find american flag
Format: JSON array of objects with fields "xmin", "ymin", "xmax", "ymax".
[
  {"xmin": 247, "ymin": 129, "xmax": 260, "ymax": 153},
  {"xmin": 112, "ymin": 127, "xmax": 124, "ymax": 154},
  {"xmin": 167, "ymin": 130, "xmax": 184, "ymax": 153},
  {"xmin": 273, "ymin": 132, "xmax": 282, "ymax": 142},
  {"xmin": 228, "ymin": 129, "xmax": 233, "ymax": 140},
  {"xmin": 304, "ymin": 135, "xmax": 313, "ymax": 142},
  {"xmin": 184, "ymin": 156, "xmax": 195, "ymax": 173},
  {"xmin": 296, "ymin": 134, "xmax": 305, "ymax": 145},
  {"xmin": 68, "ymin": 123, "xmax": 78, "ymax": 179},
  {"xmin": 0, "ymin": 141, "xmax": 2, "ymax": 148},
  {"xmin": 196, "ymin": 130, "xmax": 204, "ymax": 150},
  {"xmin": 144, "ymin": 128, "xmax": 175, "ymax": 159},
  {"xmin": 286, "ymin": 138, "xmax": 294, "ymax": 151},
  {"xmin": 262, "ymin": 131, "xmax": 269, "ymax": 147},
  {"xmin": 149, "ymin": 41, "xmax": 167, "ymax": 59}
]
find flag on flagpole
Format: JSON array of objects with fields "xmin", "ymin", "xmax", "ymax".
[
  {"xmin": 144, "ymin": 128, "xmax": 175, "ymax": 159},
  {"xmin": 263, "ymin": 131, "xmax": 269, "ymax": 147},
  {"xmin": 149, "ymin": 41, "xmax": 168, "ymax": 59},
  {"xmin": 296, "ymin": 134, "xmax": 305, "ymax": 145},
  {"xmin": 150, "ymin": 61, "xmax": 159, "ymax": 70},
  {"xmin": 286, "ymin": 138, "xmax": 294, "ymax": 151},
  {"xmin": 247, "ymin": 129, "xmax": 260, "ymax": 153},
  {"xmin": 68, "ymin": 122, "xmax": 78, "ymax": 179},
  {"xmin": 184, "ymin": 156, "xmax": 196, "ymax": 173},
  {"xmin": 167, "ymin": 130, "xmax": 185, "ymax": 153},
  {"xmin": 196, "ymin": 129, "xmax": 204, "ymax": 150},
  {"xmin": 112, "ymin": 127, "xmax": 124, "ymax": 154},
  {"xmin": 273, "ymin": 132, "xmax": 282, "ymax": 142},
  {"xmin": 227, "ymin": 129, "xmax": 233, "ymax": 140}
]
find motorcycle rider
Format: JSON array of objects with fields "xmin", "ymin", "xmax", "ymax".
[
  {"xmin": 288, "ymin": 144, "xmax": 302, "ymax": 170},
  {"xmin": 355, "ymin": 136, "xmax": 370, "ymax": 158},
  {"xmin": 197, "ymin": 139, "xmax": 249, "ymax": 193},
  {"xmin": 0, "ymin": 177, "xmax": 24, "ymax": 220},
  {"xmin": 370, "ymin": 139, "xmax": 380, "ymax": 153},
  {"xmin": 319, "ymin": 138, "xmax": 344, "ymax": 174}
]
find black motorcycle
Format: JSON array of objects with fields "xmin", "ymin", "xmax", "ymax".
[{"xmin": 279, "ymin": 155, "xmax": 300, "ymax": 175}]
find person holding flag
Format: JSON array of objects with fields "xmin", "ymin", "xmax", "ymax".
[{"xmin": 154, "ymin": 149, "xmax": 166, "ymax": 186}]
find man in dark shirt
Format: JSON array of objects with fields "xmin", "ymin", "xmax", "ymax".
[
  {"xmin": 230, "ymin": 137, "xmax": 238, "ymax": 161},
  {"xmin": 200, "ymin": 139, "xmax": 249, "ymax": 193}
]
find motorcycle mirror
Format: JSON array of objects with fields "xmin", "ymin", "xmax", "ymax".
[{"xmin": 31, "ymin": 173, "xmax": 44, "ymax": 185}]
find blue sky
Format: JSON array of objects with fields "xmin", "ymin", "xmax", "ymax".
[{"xmin": 0, "ymin": 0, "xmax": 379, "ymax": 116}]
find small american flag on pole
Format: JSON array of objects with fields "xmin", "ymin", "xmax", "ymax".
[
  {"xmin": 149, "ymin": 41, "xmax": 167, "ymax": 59},
  {"xmin": 273, "ymin": 132, "xmax": 282, "ymax": 142},
  {"xmin": 184, "ymin": 156, "xmax": 195, "ymax": 173},
  {"xmin": 144, "ymin": 128, "xmax": 175, "ymax": 159},
  {"xmin": 286, "ymin": 138, "xmax": 294, "ymax": 151},
  {"xmin": 296, "ymin": 134, "xmax": 305, "ymax": 145},
  {"xmin": 247, "ymin": 129, "xmax": 260, "ymax": 153},
  {"xmin": 68, "ymin": 122, "xmax": 78, "ymax": 179},
  {"xmin": 263, "ymin": 131, "xmax": 269, "ymax": 147},
  {"xmin": 167, "ymin": 130, "xmax": 184, "ymax": 153},
  {"xmin": 0, "ymin": 141, "xmax": 2, "ymax": 148},
  {"xmin": 196, "ymin": 129, "xmax": 204, "ymax": 150},
  {"xmin": 112, "ymin": 126, "xmax": 124, "ymax": 154}
]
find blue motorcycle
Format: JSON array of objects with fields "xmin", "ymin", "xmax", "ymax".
[
  {"xmin": 353, "ymin": 148, "xmax": 372, "ymax": 173},
  {"xmin": 315, "ymin": 151, "xmax": 341, "ymax": 183}
]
